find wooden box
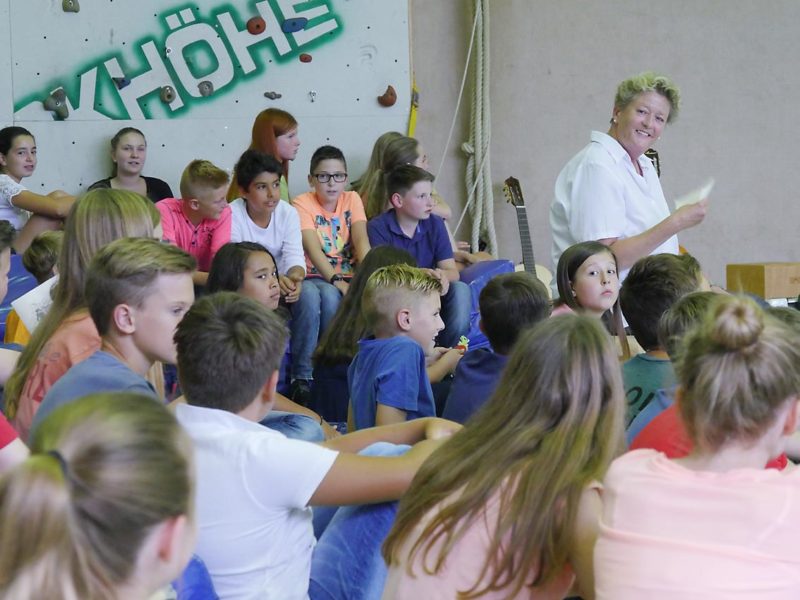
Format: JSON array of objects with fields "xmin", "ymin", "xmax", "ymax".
[{"xmin": 726, "ymin": 263, "xmax": 800, "ymax": 300}]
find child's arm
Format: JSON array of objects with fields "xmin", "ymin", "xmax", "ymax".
[
  {"xmin": 350, "ymin": 220, "xmax": 371, "ymax": 264},
  {"xmin": 375, "ymin": 404, "xmax": 408, "ymax": 427},
  {"xmin": 321, "ymin": 416, "xmax": 459, "ymax": 453},
  {"xmin": 301, "ymin": 230, "xmax": 348, "ymax": 294},
  {"xmin": 435, "ymin": 258, "xmax": 461, "ymax": 283},
  {"xmin": 426, "ymin": 347, "xmax": 463, "ymax": 383},
  {"xmin": 310, "ymin": 417, "xmax": 461, "ymax": 505},
  {"xmin": 12, "ymin": 189, "xmax": 74, "ymax": 219}
]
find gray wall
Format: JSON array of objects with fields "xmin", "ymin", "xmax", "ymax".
[{"xmin": 411, "ymin": 0, "xmax": 800, "ymax": 285}]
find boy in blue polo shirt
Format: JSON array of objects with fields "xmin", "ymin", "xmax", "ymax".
[{"xmin": 366, "ymin": 165, "xmax": 470, "ymax": 347}]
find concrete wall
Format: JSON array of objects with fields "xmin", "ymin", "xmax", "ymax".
[{"xmin": 411, "ymin": 0, "xmax": 800, "ymax": 285}]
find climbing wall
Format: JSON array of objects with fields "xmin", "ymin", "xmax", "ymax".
[{"xmin": 1, "ymin": 0, "xmax": 410, "ymax": 196}]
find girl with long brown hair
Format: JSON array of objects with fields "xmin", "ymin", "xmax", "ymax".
[{"xmin": 382, "ymin": 314, "xmax": 625, "ymax": 598}]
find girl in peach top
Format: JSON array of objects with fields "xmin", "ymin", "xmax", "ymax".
[
  {"xmin": 596, "ymin": 295, "xmax": 800, "ymax": 599},
  {"xmin": 382, "ymin": 314, "xmax": 625, "ymax": 599}
]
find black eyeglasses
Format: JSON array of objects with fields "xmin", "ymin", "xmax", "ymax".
[{"xmin": 313, "ymin": 172, "xmax": 347, "ymax": 183}]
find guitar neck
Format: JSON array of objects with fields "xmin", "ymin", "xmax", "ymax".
[{"xmin": 515, "ymin": 206, "xmax": 536, "ymax": 273}]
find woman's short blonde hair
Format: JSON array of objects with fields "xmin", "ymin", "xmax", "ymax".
[{"xmin": 614, "ymin": 71, "xmax": 681, "ymax": 123}]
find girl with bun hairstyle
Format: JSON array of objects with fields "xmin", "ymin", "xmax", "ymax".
[
  {"xmin": 0, "ymin": 392, "xmax": 194, "ymax": 600},
  {"xmin": 595, "ymin": 295, "xmax": 800, "ymax": 599}
]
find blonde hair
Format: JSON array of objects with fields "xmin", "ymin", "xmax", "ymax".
[
  {"xmin": 614, "ymin": 71, "xmax": 681, "ymax": 123},
  {"xmin": 362, "ymin": 264, "xmax": 443, "ymax": 334},
  {"xmin": 383, "ymin": 315, "xmax": 625, "ymax": 597},
  {"xmin": 3, "ymin": 189, "xmax": 160, "ymax": 418},
  {"xmin": 350, "ymin": 131, "xmax": 403, "ymax": 192},
  {"xmin": 678, "ymin": 295, "xmax": 800, "ymax": 452},
  {"xmin": 0, "ymin": 393, "xmax": 193, "ymax": 600},
  {"xmin": 179, "ymin": 159, "xmax": 229, "ymax": 199},
  {"xmin": 86, "ymin": 238, "xmax": 196, "ymax": 336}
]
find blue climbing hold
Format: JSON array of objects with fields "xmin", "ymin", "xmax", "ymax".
[
  {"xmin": 113, "ymin": 77, "xmax": 131, "ymax": 90},
  {"xmin": 281, "ymin": 18, "xmax": 308, "ymax": 33}
]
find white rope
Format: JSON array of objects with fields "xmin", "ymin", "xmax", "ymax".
[{"xmin": 459, "ymin": 0, "xmax": 496, "ymax": 254}]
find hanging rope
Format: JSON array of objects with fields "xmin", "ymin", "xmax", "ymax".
[{"xmin": 457, "ymin": 0, "xmax": 496, "ymax": 255}]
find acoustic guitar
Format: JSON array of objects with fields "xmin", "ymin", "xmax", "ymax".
[{"xmin": 502, "ymin": 176, "xmax": 553, "ymax": 292}]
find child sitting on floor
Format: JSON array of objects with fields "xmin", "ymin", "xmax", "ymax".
[
  {"xmin": 0, "ymin": 393, "xmax": 195, "ymax": 599},
  {"xmin": 367, "ymin": 165, "xmax": 471, "ymax": 348},
  {"xmin": 156, "ymin": 159, "xmax": 231, "ymax": 287},
  {"xmin": 626, "ymin": 291, "xmax": 716, "ymax": 444},
  {"xmin": 291, "ymin": 145, "xmax": 371, "ymax": 404},
  {"xmin": 32, "ymin": 237, "xmax": 195, "ymax": 434},
  {"xmin": 4, "ymin": 230, "xmax": 63, "ymax": 345},
  {"xmin": 349, "ymin": 264, "xmax": 462, "ymax": 429},
  {"xmin": 173, "ymin": 291, "xmax": 459, "ymax": 599},
  {"xmin": 207, "ymin": 241, "xmax": 338, "ymax": 440},
  {"xmin": 596, "ymin": 295, "xmax": 800, "ymax": 598},
  {"xmin": 443, "ymin": 271, "xmax": 551, "ymax": 424},
  {"xmin": 620, "ymin": 253, "xmax": 706, "ymax": 424}
]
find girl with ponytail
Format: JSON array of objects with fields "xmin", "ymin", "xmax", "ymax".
[
  {"xmin": 595, "ymin": 295, "xmax": 800, "ymax": 599},
  {"xmin": 0, "ymin": 392, "xmax": 194, "ymax": 600}
]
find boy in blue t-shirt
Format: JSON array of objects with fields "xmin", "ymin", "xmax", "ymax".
[
  {"xmin": 366, "ymin": 165, "xmax": 470, "ymax": 348},
  {"xmin": 348, "ymin": 264, "xmax": 445, "ymax": 429},
  {"xmin": 442, "ymin": 272, "xmax": 551, "ymax": 424}
]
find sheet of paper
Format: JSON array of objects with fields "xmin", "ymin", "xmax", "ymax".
[
  {"xmin": 674, "ymin": 178, "xmax": 715, "ymax": 209},
  {"xmin": 11, "ymin": 275, "xmax": 58, "ymax": 332}
]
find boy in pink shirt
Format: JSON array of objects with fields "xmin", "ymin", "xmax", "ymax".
[{"xmin": 156, "ymin": 160, "xmax": 231, "ymax": 287}]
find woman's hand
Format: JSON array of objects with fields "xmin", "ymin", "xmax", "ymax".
[{"xmin": 672, "ymin": 198, "xmax": 708, "ymax": 231}]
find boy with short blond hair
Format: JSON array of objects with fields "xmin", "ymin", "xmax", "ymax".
[
  {"xmin": 156, "ymin": 159, "xmax": 231, "ymax": 286},
  {"xmin": 367, "ymin": 165, "xmax": 471, "ymax": 347},
  {"xmin": 349, "ymin": 264, "xmax": 445, "ymax": 429},
  {"xmin": 32, "ymin": 237, "xmax": 195, "ymax": 432}
]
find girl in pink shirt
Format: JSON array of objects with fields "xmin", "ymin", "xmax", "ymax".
[
  {"xmin": 382, "ymin": 314, "xmax": 625, "ymax": 599},
  {"xmin": 596, "ymin": 295, "xmax": 800, "ymax": 599}
]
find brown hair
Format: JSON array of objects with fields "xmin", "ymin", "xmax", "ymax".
[
  {"xmin": 175, "ymin": 292, "xmax": 288, "ymax": 413},
  {"xmin": 0, "ymin": 393, "xmax": 193, "ymax": 600},
  {"xmin": 383, "ymin": 315, "xmax": 625, "ymax": 597},
  {"xmin": 479, "ymin": 272, "xmax": 551, "ymax": 354},
  {"xmin": 678, "ymin": 295, "xmax": 800, "ymax": 452},
  {"xmin": 357, "ymin": 135, "xmax": 422, "ymax": 219},
  {"xmin": 21, "ymin": 231, "xmax": 63, "ymax": 284}
]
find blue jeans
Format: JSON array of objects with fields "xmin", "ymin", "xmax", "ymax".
[
  {"xmin": 260, "ymin": 410, "xmax": 324, "ymax": 442},
  {"xmin": 309, "ymin": 442, "xmax": 410, "ymax": 600},
  {"xmin": 290, "ymin": 278, "xmax": 343, "ymax": 380},
  {"xmin": 439, "ymin": 280, "xmax": 471, "ymax": 347}
]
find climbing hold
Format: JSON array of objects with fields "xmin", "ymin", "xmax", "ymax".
[
  {"xmin": 198, "ymin": 81, "xmax": 214, "ymax": 97},
  {"xmin": 112, "ymin": 77, "xmax": 131, "ymax": 90},
  {"xmin": 308, "ymin": 90, "xmax": 317, "ymax": 103},
  {"xmin": 281, "ymin": 18, "xmax": 308, "ymax": 33},
  {"xmin": 43, "ymin": 88, "xmax": 69, "ymax": 120},
  {"xmin": 246, "ymin": 16, "xmax": 266, "ymax": 34},
  {"xmin": 377, "ymin": 85, "xmax": 397, "ymax": 107},
  {"xmin": 62, "ymin": 0, "xmax": 80, "ymax": 13},
  {"xmin": 263, "ymin": 91, "xmax": 282, "ymax": 100},
  {"xmin": 299, "ymin": 53, "xmax": 312, "ymax": 63},
  {"xmin": 160, "ymin": 85, "xmax": 177, "ymax": 103}
]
